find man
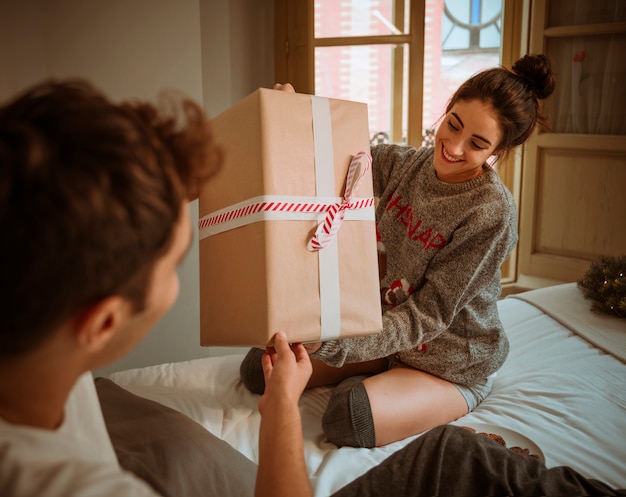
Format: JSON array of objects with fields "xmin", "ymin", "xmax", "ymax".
[
  {"xmin": 0, "ymin": 79, "xmax": 220, "ymax": 496},
  {"xmin": 0, "ymin": 79, "xmax": 622, "ymax": 497}
]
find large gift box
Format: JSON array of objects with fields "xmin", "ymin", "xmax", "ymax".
[{"xmin": 198, "ymin": 88, "xmax": 382, "ymax": 346}]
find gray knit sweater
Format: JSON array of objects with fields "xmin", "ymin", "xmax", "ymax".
[{"xmin": 312, "ymin": 144, "xmax": 518, "ymax": 386}]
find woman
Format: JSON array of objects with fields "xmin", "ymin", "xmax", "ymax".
[{"xmin": 241, "ymin": 53, "xmax": 555, "ymax": 448}]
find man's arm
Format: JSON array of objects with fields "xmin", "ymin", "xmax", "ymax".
[{"xmin": 255, "ymin": 332, "xmax": 313, "ymax": 497}]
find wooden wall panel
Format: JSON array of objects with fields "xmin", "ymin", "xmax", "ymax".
[
  {"xmin": 519, "ymin": 134, "xmax": 626, "ymax": 283},
  {"xmin": 534, "ymin": 150, "xmax": 625, "ymax": 259}
]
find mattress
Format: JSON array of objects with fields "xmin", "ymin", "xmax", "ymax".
[{"xmin": 109, "ymin": 283, "xmax": 626, "ymax": 495}]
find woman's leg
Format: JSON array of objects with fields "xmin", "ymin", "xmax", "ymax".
[
  {"xmin": 364, "ymin": 366, "xmax": 468, "ymax": 446},
  {"xmin": 306, "ymin": 356, "xmax": 388, "ymax": 388},
  {"xmin": 239, "ymin": 347, "xmax": 387, "ymax": 394},
  {"xmin": 323, "ymin": 365, "xmax": 468, "ymax": 447}
]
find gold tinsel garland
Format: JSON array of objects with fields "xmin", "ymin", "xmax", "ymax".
[{"xmin": 577, "ymin": 255, "xmax": 626, "ymax": 319}]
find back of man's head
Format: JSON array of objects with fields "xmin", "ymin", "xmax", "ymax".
[{"xmin": 0, "ymin": 79, "xmax": 220, "ymax": 358}]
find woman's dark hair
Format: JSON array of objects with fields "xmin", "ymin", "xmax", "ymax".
[{"xmin": 446, "ymin": 53, "xmax": 556, "ymax": 159}]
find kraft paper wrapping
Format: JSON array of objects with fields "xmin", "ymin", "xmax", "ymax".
[{"xmin": 198, "ymin": 88, "xmax": 382, "ymax": 346}]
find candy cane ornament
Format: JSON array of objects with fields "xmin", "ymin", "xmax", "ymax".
[{"xmin": 307, "ymin": 151, "xmax": 372, "ymax": 251}]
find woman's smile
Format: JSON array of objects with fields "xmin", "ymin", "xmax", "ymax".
[{"xmin": 441, "ymin": 145, "xmax": 463, "ymax": 163}]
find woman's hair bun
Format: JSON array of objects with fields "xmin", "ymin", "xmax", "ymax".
[{"xmin": 512, "ymin": 53, "xmax": 556, "ymax": 100}]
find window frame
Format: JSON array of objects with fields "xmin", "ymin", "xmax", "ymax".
[
  {"xmin": 274, "ymin": 0, "xmax": 527, "ymax": 284},
  {"xmin": 275, "ymin": 0, "xmax": 425, "ymax": 145}
]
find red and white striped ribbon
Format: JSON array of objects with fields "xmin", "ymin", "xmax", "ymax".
[
  {"xmin": 307, "ymin": 151, "xmax": 372, "ymax": 251},
  {"xmin": 198, "ymin": 151, "xmax": 374, "ymax": 246}
]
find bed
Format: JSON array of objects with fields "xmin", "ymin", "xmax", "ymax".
[{"xmin": 101, "ymin": 282, "xmax": 626, "ymax": 496}]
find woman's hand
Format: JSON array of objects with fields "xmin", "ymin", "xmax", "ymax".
[
  {"xmin": 273, "ymin": 83, "xmax": 296, "ymax": 93},
  {"xmin": 303, "ymin": 342, "xmax": 323, "ymax": 354}
]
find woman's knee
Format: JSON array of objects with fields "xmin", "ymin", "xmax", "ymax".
[
  {"xmin": 322, "ymin": 376, "xmax": 376, "ymax": 448},
  {"xmin": 239, "ymin": 347, "xmax": 265, "ymax": 394}
]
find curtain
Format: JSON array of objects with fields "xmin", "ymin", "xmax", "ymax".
[{"xmin": 543, "ymin": 1, "xmax": 626, "ymax": 135}]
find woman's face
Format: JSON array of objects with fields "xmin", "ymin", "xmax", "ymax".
[{"xmin": 434, "ymin": 99, "xmax": 502, "ymax": 184}]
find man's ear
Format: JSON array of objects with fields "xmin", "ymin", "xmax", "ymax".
[{"xmin": 74, "ymin": 296, "xmax": 128, "ymax": 352}]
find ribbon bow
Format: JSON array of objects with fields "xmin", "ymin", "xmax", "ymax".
[{"xmin": 307, "ymin": 151, "xmax": 372, "ymax": 251}]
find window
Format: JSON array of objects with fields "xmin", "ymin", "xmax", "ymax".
[
  {"xmin": 276, "ymin": 0, "xmax": 504, "ymax": 147},
  {"xmin": 442, "ymin": 0, "xmax": 502, "ymax": 52},
  {"xmin": 312, "ymin": 0, "xmax": 419, "ymax": 145},
  {"xmin": 275, "ymin": 0, "xmax": 523, "ymax": 282}
]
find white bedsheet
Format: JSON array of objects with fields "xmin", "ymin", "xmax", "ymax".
[{"xmin": 109, "ymin": 285, "xmax": 626, "ymax": 495}]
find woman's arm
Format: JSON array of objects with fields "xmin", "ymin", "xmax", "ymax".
[
  {"xmin": 256, "ymin": 332, "xmax": 313, "ymax": 497},
  {"xmin": 312, "ymin": 192, "xmax": 518, "ymax": 368}
]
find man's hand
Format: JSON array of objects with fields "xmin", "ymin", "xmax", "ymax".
[
  {"xmin": 258, "ymin": 332, "xmax": 312, "ymax": 414},
  {"xmin": 256, "ymin": 332, "xmax": 314, "ymax": 497}
]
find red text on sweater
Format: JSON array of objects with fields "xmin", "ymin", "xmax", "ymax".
[{"xmin": 385, "ymin": 195, "xmax": 446, "ymax": 250}]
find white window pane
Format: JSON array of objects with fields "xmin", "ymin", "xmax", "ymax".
[
  {"xmin": 313, "ymin": 0, "xmax": 503, "ymax": 146},
  {"xmin": 315, "ymin": 44, "xmax": 408, "ymax": 144},
  {"xmin": 441, "ymin": 0, "xmax": 501, "ymax": 51},
  {"xmin": 425, "ymin": 0, "xmax": 501, "ymax": 139},
  {"xmin": 315, "ymin": 0, "xmax": 411, "ymax": 38}
]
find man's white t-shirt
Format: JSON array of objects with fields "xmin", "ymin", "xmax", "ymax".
[{"xmin": 0, "ymin": 373, "xmax": 159, "ymax": 496}]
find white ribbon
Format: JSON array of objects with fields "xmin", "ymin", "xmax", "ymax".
[{"xmin": 310, "ymin": 96, "xmax": 340, "ymax": 341}]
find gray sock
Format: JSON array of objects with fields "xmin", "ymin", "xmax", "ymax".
[
  {"xmin": 239, "ymin": 348, "xmax": 266, "ymax": 394},
  {"xmin": 322, "ymin": 376, "xmax": 376, "ymax": 448}
]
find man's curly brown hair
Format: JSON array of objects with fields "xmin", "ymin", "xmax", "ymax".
[{"xmin": 0, "ymin": 79, "xmax": 221, "ymax": 357}]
